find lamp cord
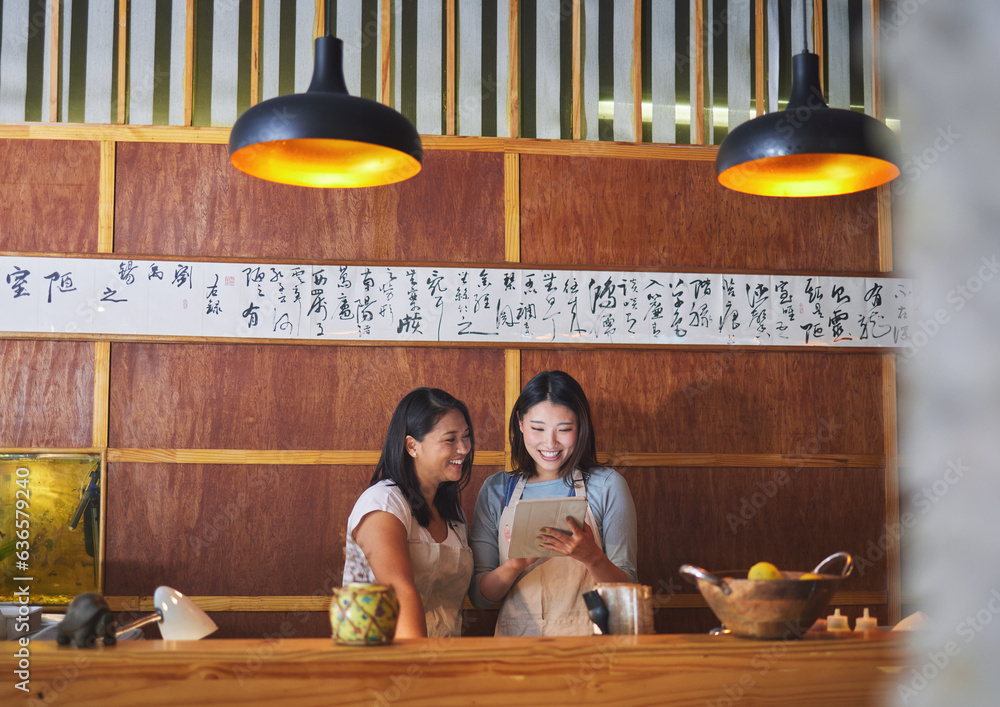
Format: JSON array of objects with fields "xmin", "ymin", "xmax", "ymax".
[
  {"xmin": 801, "ymin": 0, "xmax": 809, "ymax": 53},
  {"xmin": 325, "ymin": 0, "xmax": 333, "ymax": 37}
]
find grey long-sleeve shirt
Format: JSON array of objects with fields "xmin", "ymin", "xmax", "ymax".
[{"xmin": 468, "ymin": 467, "xmax": 638, "ymax": 609}]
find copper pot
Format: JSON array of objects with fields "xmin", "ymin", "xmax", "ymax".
[{"xmin": 680, "ymin": 552, "xmax": 853, "ymax": 640}]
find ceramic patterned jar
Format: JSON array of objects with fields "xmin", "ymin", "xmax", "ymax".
[{"xmin": 330, "ymin": 583, "xmax": 399, "ymax": 645}]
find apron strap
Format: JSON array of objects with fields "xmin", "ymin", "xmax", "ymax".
[
  {"xmin": 503, "ymin": 474, "xmax": 520, "ymax": 508},
  {"xmin": 503, "ymin": 469, "xmax": 587, "ymax": 509}
]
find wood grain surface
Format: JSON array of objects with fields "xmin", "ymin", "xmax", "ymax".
[
  {"xmin": 519, "ymin": 154, "xmax": 882, "ymax": 271},
  {"xmin": 0, "ymin": 139, "xmax": 100, "ymax": 253},
  {"xmin": 1, "ymin": 135, "xmax": 899, "ymax": 641},
  {"xmin": 106, "ymin": 449, "xmax": 507, "ymax": 465},
  {"xmin": 103, "ymin": 590, "xmax": 889, "ymax": 614},
  {"xmin": 0, "ymin": 124, "xmax": 719, "ymax": 157},
  {"xmin": 0, "ymin": 634, "xmax": 911, "ymax": 706},
  {"xmin": 104, "ymin": 463, "xmax": 503, "ymax": 603},
  {"xmin": 112, "ymin": 144, "xmax": 505, "ymax": 262},
  {"xmin": 104, "ymin": 463, "xmax": 372, "ymax": 597},
  {"xmin": 0, "ymin": 340, "xmax": 95, "ymax": 446},
  {"xmin": 108, "ymin": 344, "xmax": 506, "ymax": 450},
  {"xmin": 625, "ymin": 466, "xmax": 887, "ymax": 591},
  {"xmin": 182, "ymin": 611, "xmax": 332, "ymax": 641},
  {"xmin": 520, "ymin": 349, "xmax": 884, "ymax": 454}
]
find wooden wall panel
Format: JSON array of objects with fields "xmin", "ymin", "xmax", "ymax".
[
  {"xmin": 0, "ymin": 137, "xmax": 898, "ymax": 636},
  {"xmin": 519, "ymin": 155, "xmax": 881, "ymax": 272},
  {"xmin": 113, "ymin": 144, "xmax": 505, "ymax": 262},
  {"xmin": 626, "ymin": 467, "xmax": 887, "ymax": 592},
  {"xmin": 462, "ymin": 609, "xmax": 500, "ymax": 637},
  {"xmin": 105, "ymin": 463, "xmax": 504, "ymax": 625},
  {"xmin": 0, "ymin": 340, "xmax": 94, "ymax": 446},
  {"xmin": 125, "ymin": 611, "xmax": 333, "ymax": 642},
  {"xmin": 105, "ymin": 464, "xmax": 372, "ymax": 597},
  {"xmin": 655, "ymin": 607, "xmax": 719, "ymax": 635},
  {"xmin": 520, "ymin": 350, "xmax": 884, "ymax": 454},
  {"xmin": 0, "ymin": 140, "xmax": 100, "ymax": 253},
  {"xmin": 109, "ymin": 344, "xmax": 507, "ymax": 451},
  {"xmin": 189, "ymin": 612, "xmax": 332, "ymax": 640},
  {"xmin": 463, "ymin": 466, "xmax": 504, "ymax": 528}
]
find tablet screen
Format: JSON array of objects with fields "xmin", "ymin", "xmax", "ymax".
[{"xmin": 506, "ymin": 497, "xmax": 589, "ymax": 558}]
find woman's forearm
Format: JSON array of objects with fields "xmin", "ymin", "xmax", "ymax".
[
  {"xmin": 585, "ymin": 554, "xmax": 627, "ymax": 584},
  {"xmin": 477, "ymin": 558, "xmax": 532, "ymax": 603},
  {"xmin": 391, "ymin": 582, "xmax": 428, "ymax": 638}
]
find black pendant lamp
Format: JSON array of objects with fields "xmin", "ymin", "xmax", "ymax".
[
  {"xmin": 229, "ymin": 5, "xmax": 421, "ymax": 188},
  {"xmin": 716, "ymin": 2, "xmax": 899, "ymax": 197}
]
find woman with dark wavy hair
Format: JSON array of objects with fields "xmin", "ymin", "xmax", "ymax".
[
  {"xmin": 343, "ymin": 387, "xmax": 474, "ymax": 638},
  {"xmin": 469, "ymin": 370, "xmax": 637, "ymax": 636}
]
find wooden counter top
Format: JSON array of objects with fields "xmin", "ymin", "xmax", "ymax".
[{"xmin": 2, "ymin": 632, "xmax": 909, "ymax": 706}]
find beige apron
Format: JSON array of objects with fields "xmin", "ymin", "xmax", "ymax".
[
  {"xmin": 409, "ymin": 520, "xmax": 473, "ymax": 638},
  {"xmin": 495, "ymin": 470, "xmax": 600, "ymax": 636}
]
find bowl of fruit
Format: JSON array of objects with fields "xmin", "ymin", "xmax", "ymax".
[{"xmin": 679, "ymin": 552, "xmax": 853, "ymax": 640}]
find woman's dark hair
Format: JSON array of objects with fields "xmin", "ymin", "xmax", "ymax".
[
  {"xmin": 509, "ymin": 370, "xmax": 598, "ymax": 483},
  {"xmin": 370, "ymin": 387, "xmax": 474, "ymax": 527}
]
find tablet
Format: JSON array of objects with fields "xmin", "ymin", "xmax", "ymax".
[{"xmin": 506, "ymin": 497, "xmax": 589, "ymax": 559}]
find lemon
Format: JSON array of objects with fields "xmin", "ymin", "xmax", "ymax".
[
  {"xmin": 799, "ymin": 572, "xmax": 823, "ymax": 580},
  {"xmin": 747, "ymin": 561, "xmax": 783, "ymax": 580}
]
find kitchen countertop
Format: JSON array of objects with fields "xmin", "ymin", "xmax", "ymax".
[{"xmin": 1, "ymin": 631, "xmax": 910, "ymax": 706}]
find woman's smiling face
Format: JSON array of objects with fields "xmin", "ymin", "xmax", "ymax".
[
  {"xmin": 408, "ymin": 409, "xmax": 471, "ymax": 488},
  {"xmin": 518, "ymin": 401, "xmax": 578, "ymax": 478}
]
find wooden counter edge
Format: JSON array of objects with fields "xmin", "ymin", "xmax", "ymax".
[{"xmin": 1, "ymin": 633, "xmax": 911, "ymax": 706}]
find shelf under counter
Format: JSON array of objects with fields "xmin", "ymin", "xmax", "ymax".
[{"xmin": 1, "ymin": 632, "xmax": 910, "ymax": 706}]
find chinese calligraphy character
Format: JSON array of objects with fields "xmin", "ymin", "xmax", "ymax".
[{"xmin": 6, "ymin": 267, "xmax": 30, "ymax": 298}]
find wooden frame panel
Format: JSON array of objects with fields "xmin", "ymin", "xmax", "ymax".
[
  {"xmin": 174, "ymin": 612, "xmax": 331, "ymax": 640},
  {"xmin": 519, "ymin": 154, "xmax": 881, "ymax": 271},
  {"xmin": 104, "ymin": 463, "xmax": 372, "ymax": 597},
  {"xmin": 0, "ymin": 124, "xmax": 725, "ymax": 154},
  {"xmin": 112, "ymin": 144, "xmax": 505, "ymax": 262},
  {"xmin": 0, "ymin": 140, "xmax": 100, "ymax": 254},
  {"xmin": 628, "ymin": 467, "xmax": 887, "ymax": 591},
  {"xmin": 0, "ymin": 340, "xmax": 95, "ymax": 447},
  {"xmin": 520, "ymin": 350, "xmax": 884, "ymax": 455},
  {"xmin": 0, "ymin": 1, "xmax": 902, "ymax": 634},
  {"xmin": 109, "ymin": 344, "xmax": 507, "ymax": 451},
  {"xmin": 104, "ymin": 463, "xmax": 502, "ymax": 599}
]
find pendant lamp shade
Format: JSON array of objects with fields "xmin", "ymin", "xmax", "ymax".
[
  {"xmin": 229, "ymin": 37, "xmax": 422, "ymax": 188},
  {"xmin": 716, "ymin": 51, "xmax": 899, "ymax": 197}
]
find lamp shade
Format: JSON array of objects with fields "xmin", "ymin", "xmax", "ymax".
[
  {"xmin": 154, "ymin": 586, "xmax": 218, "ymax": 641},
  {"xmin": 229, "ymin": 36, "xmax": 422, "ymax": 188},
  {"xmin": 716, "ymin": 52, "xmax": 899, "ymax": 197}
]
